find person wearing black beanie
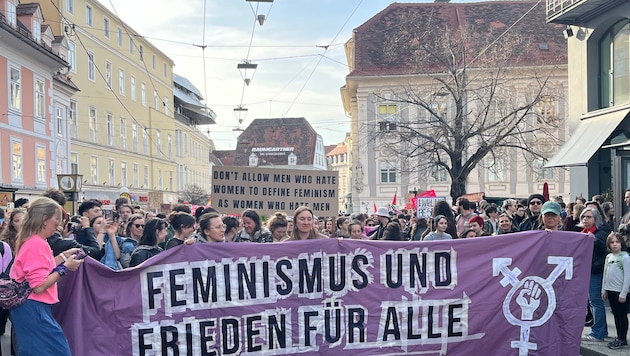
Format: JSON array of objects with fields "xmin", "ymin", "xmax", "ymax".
[{"xmin": 518, "ymin": 194, "xmax": 547, "ymax": 231}]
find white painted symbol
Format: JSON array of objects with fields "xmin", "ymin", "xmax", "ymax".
[{"xmin": 492, "ymin": 256, "xmax": 573, "ymax": 356}]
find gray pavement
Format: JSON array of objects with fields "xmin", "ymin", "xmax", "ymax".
[{"xmin": 580, "ymin": 305, "xmax": 628, "ymax": 356}]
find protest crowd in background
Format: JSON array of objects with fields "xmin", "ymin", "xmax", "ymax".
[{"xmin": 0, "ymin": 187, "xmax": 628, "ymax": 353}]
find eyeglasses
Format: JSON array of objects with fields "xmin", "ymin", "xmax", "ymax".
[
  {"xmin": 367, "ymin": 223, "xmax": 375, "ymax": 226},
  {"xmin": 529, "ymin": 201, "xmax": 542, "ymax": 205},
  {"xmin": 134, "ymin": 224, "xmax": 145, "ymax": 228}
]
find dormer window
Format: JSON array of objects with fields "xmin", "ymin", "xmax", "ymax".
[
  {"xmin": 8, "ymin": 2, "xmax": 17, "ymax": 27},
  {"xmin": 33, "ymin": 21, "xmax": 41, "ymax": 42}
]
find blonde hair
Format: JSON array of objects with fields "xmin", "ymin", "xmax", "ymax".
[
  {"xmin": 291, "ymin": 206, "xmax": 321, "ymax": 240},
  {"xmin": 15, "ymin": 197, "xmax": 61, "ymax": 253}
]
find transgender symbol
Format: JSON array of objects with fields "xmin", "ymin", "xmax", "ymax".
[{"xmin": 492, "ymin": 256, "xmax": 573, "ymax": 356}]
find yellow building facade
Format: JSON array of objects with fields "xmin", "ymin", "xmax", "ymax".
[{"xmin": 40, "ymin": 0, "xmax": 212, "ymax": 208}]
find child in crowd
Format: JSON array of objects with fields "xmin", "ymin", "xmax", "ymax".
[{"xmin": 602, "ymin": 232, "xmax": 630, "ymax": 350}]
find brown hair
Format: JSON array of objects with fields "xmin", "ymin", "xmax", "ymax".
[{"xmin": 606, "ymin": 232, "xmax": 625, "ymax": 250}]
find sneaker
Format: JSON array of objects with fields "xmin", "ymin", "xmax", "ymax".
[
  {"xmin": 582, "ymin": 335, "xmax": 604, "ymax": 342},
  {"xmin": 608, "ymin": 340, "xmax": 628, "ymax": 349},
  {"xmin": 607, "ymin": 339, "xmax": 620, "ymax": 348}
]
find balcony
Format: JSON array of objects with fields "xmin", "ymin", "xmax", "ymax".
[{"xmin": 546, "ymin": 0, "xmax": 627, "ymax": 24}]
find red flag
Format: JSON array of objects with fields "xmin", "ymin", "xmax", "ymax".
[
  {"xmin": 418, "ymin": 189, "xmax": 437, "ymax": 197},
  {"xmin": 411, "ymin": 196, "xmax": 418, "ymax": 209},
  {"xmin": 373, "ymin": 202, "xmax": 377, "ymax": 214},
  {"xmin": 392, "ymin": 192, "xmax": 397, "ymax": 206}
]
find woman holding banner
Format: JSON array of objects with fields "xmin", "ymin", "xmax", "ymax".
[
  {"xmin": 290, "ymin": 206, "xmax": 328, "ymax": 240},
  {"xmin": 10, "ymin": 197, "xmax": 83, "ymax": 355}
]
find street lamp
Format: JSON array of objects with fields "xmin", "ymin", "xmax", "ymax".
[{"xmin": 237, "ymin": 60, "xmax": 258, "ymax": 86}]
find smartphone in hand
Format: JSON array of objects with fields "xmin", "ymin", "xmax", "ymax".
[{"xmin": 75, "ymin": 249, "xmax": 88, "ymax": 260}]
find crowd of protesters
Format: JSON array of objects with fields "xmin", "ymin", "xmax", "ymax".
[{"xmin": 0, "ymin": 188, "xmax": 629, "ymax": 353}]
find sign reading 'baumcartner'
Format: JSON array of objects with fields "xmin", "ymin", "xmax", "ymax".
[
  {"xmin": 54, "ymin": 231, "xmax": 591, "ymax": 355},
  {"xmin": 211, "ymin": 166, "xmax": 338, "ymax": 216}
]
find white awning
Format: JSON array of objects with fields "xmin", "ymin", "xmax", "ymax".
[{"xmin": 545, "ymin": 109, "xmax": 630, "ymax": 168}]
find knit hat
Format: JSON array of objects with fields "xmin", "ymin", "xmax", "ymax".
[
  {"xmin": 468, "ymin": 215, "xmax": 484, "ymax": 226},
  {"xmin": 527, "ymin": 194, "xmax": 546, "ymax": 205}
]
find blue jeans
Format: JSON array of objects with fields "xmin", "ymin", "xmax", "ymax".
[{"xmin": 589, "ymin": 273, "xmax": 607, "ymax": 339}]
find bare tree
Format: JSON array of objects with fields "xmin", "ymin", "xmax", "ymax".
[
  {"xmin": 366, "ymin": 19, "xmax": 565, "ymax": 200},
  {"xmin": 178, "ymin": 184, "xmax": 210, "ymax": 205}
]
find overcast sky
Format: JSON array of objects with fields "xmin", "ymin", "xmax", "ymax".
[{"xmin": 100, "ymin": 0, "xmax": 482, "ymax": 150}]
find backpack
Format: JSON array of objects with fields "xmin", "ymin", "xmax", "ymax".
[{"xmin": 0, "ymin": 242, "xmax": 32, "ymax": 309}]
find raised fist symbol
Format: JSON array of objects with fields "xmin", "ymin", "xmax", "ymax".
[{"xmin": 516, "ymin": 280, "xmax": 542, "ymax": 320}]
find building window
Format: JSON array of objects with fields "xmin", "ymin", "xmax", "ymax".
[
  {"xmin": 105, "ymin": 61, "xmax": 112, "ymax": 89},
  {"xmin": 121, "ymin": 162, "xmax": 127, "ymax": 187},
  {"xmin": 103, "ymin": 18, "xmax": 109, "ymax": 37},
  {"xmin": 130, "ymin": 76, "xmax": 136, "ymax": 101},
  {"xmin": 108, "ymin": 159, "xmax": 115, "ymax": 185},
  {"xmin": 66, "ymin": 0, "xmax": 73, "ymax": 13},
  {"xmin": 69, "ymin": 101, "xmax": 78, "ymax": 138},
  {"xmin": 169, "ymin": 171, "xmax": 173, "ymax": 192},
  {"xmin": 132, "ymin": 123, "xmax": 138, "ymax": 152},
  {"xmin": 153, "ymin": 90, "xmax": 159, "ymax": 110},
  {"xmin": 89, "ymin": 107, "xmax": 97, "ymax": 143},
  {"xmin": 139, "ymin": 45, "xmax": 144, "ymax": 60},
  {"xmin": 11, "ymin": 140, "xmax": 22, "ymax": 182},
  {"xmin": 133, "ymin": 164, "xmax": 139, "ymax": 187},
  {"xmin": 158, "ymin": 168, "xmax": 163, "ymax": 189},
  {"xmin": 534, "ymin": 95, "xmax": 556, "ymax": 126},
  {"xmin": 144, "ymin": 165, "xmax": 149, "ymax": 188},
  {"xmin": 118, "ymin": 69, "xmax": 125, "ymax": 95},
  {"xmin": 56, "ymin": 107, "xmax": 64, "ymax": 135},
  {"xmin": 142, "ymin": 127, "xmax": 148, "ymax": 154},
  {"xmin": 378, "ymin": 104, "xmax": 397, "ymax": 131},
  {"xmin": 156, "ymin": 130, "xmax": 161, "ymax": 157},
  {"xmin": 36, "ymin": 145, "xmax": 46, "ymax": 184},
  {"xmin": 120, "ymin": 118, "xmax": 127, "ymax": 149},
  {"xmin": 536, "ymin": 159, "xmax": 554, "ymax": 181},
  {"xmin": 33, "ymin": 21, "xmax": 41, "ymax": 43},
  {"xmin": 90, "ymin": 157, "xmax": 98, "ymax": 184},
  {"xmin": 107, "ymin": 114, "xmax": 114, "ymax": 146},
  {"xmin": 85, "ymin": 5, "xmax": 93, "ymax": 26},
  {"xmin": 431, "ymin": 165, "xmax": 448, "ymax": 182},
  {"xmin": 129, "ymin": 39, "xmax": 134, "ymax": 55},
  {"xmin": 71, "ymin": 152, "xmax": 78, "ymax": 174},
  {"xmin": 117, "ymin": 28, "xmax": 123, "ymax": 46},
  {"xmin": 488, "ymin": 158, "xmax": 506, "ymax": 182},
  {"xmin": 600, "ymin": 19, "xmax": 630, "ymax": 108},
  {"xmin": 34, "ymin": 79, "xmax": 44, "ymax": 118},
  {"xmin": 167, "ymin": 135, "xmax": 172, "ymax": 160},
  {"xmin": 68, "ymin": 41, "xmax": 76, "ymax": 72},
  {"xmin": 7, "ymin": 2, "xmax": 16, "ymax": 26},
  {"xmin": 152, "ymin": 55, "xmax": 156, "ymax": 69},
  {"xmin": 87, "ymin": 52, "xmax": 95, "ymax": 81},
  {"xmin": 380, "ymin": 162, "xmax": 396, "ymax": 183},
  {"xmin": 141, "ymin": 83, "xmax": 146, "ymax": 106},
  {"xmin": 175, "ymin": 130, "xmax": 182, "ymax": 157},
  {"xmin": 9, "ymin": 67, "xmax": 21, "ymax": 110},
  {"xmin": 164, "ymin": 97, "xmax": 169, "ymax": 115},
  {"xmin": 163, "ymin": 63, "xmax": 167, "ymax": 77}
]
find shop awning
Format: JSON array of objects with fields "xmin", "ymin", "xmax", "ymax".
[{"xmin": 545, "ymin": 109, "xmax": 630, "ymax": 168}]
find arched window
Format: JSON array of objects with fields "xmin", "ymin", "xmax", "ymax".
[{"xmin": 600, "ymin": 19, "xmax": 630, "ymax": 108}]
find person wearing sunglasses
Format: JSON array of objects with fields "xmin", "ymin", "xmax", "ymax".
[
  {"xmin": 518, "ymin": 194, "xmax": 547, "ymax": 231},
  {"xmin": 129, "ymin": 218, "xmax": 169, "ymax": 267},
  {"xmin": 119, "ymin": 214, "xmax": 145, "ymax": 268}
]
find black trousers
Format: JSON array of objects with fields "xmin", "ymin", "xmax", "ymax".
[{"xmin": 607, "ymin": 290, "xmax": 629, "ymax": 341}]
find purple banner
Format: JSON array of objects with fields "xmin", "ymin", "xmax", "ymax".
[{"xmin": 54, "ymin": 230, "xmax": 592, "ymax": 355}]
